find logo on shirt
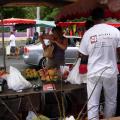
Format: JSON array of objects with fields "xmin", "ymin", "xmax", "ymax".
[{"xmin": 90, "ymin": 35, "xmax": 97, "ymax": 44}]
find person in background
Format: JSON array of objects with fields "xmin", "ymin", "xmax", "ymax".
[
  {"xmin": 79, "ymin": 7, "xmax": 120, "ymax": 120},
  {"xmin": 9, "ymin": 31, "xmax": 16, "ymax": 56},
  {"xmin": 40, "ymin": 26, "xmax": 68, "ymax": 68},
  {"xmin": 32, "ymin": 32, "xmax": 39, "ymax": 43}
]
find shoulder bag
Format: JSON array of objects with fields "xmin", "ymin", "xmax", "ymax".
[{"xmin": 43, "ymin": 44, "xmax": 54, "ymax": 58}]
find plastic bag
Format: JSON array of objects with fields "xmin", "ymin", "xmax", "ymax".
[
  {"xmin": 65, "ymin": 115, "xmax": 75, "ymax": 120},
  {"xmin": 43, "ymin": 44, "xmax": 54, "ymax": 58},
  {"xmin": 7, "ymin": 66, "xmax": 32, "ymax": 91},
  {"xmin": 66, "ymin": 58, "xmax": 82, "ymax": 84},
  {"xmin": 6, "ymin": 45, "xmax": 11, "ymax": 55},
  {"xmin": 26, "ymin": 111, "xmax": 37, "ymax": 120},
  {"xmin": 60, "ymin": 66, "xmax": 70, "ymax": 80}
]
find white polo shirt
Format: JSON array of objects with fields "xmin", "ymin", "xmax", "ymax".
[
  {"xmin": 79, "ymin": 23, "xmax": 120, "ymax": 78},
  {"xmin": 9, "ymin": 34, "xmax": 16, "ymax": 47}
]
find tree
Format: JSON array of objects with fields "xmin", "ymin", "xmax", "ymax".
[
  {"xmin": 1, "ymin": 7, "xmax": 26, "ymax": 19},
  {"xmin": 40, "ymin": 6, "xmax": 61, "ymax": 21},
  {"xmin": 23, "ymin": 7, "xmax": 36, "ymax": 19},
  {"xmin": 0, "ymin": 7, "xmax": 61, "ymax": 21}
]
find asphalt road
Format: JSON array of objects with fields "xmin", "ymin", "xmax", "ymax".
[
  {"xmin": 0, "ymin": 55, "xmax": 29, "ymax": 72},
  {"xmin": 0, "ymin": 38, "xmax": 28, "ymax": 71}
]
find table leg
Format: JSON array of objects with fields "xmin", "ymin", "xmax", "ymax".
[
  {"xmin": 27, "ymin": 96, "xmax": 38, "ymax": 116},
  {"xmin": 41, "ymin": 93, "xmax": 46, "ymax": 113},
  {"xmin": 0, "ymin": 98, "xmax": 20, "ymax": 120}
]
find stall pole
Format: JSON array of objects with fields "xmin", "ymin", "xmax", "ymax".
[{"xmin": 0, "ymin": 8, "xmax": 6, "ymax": 71}]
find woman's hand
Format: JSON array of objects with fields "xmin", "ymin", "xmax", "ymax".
[{"xmin": 39, "ymin": 35, "xmax": 44, "ymax": 40}]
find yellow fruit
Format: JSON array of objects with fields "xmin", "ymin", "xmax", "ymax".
[
  {"xmin": 48, "ymin": 69, "xmax": 55, "ymax": 76},
  {"xmin": 54, "ymin": 75, "xmax": 58, "ymax": 79},
  {"xmin": 45, "ymin": 71, "xmax": 49, "ymax": 76},
  {"xmin": 41, "ymin": 76, "xmax": 46, "ymax": 80},
  {"xmin": 49, "ymin": 75, "xmax": 54, "ymax": 80},
  {"xmin": 45, "ymin": 75, "xmax": 50, "ymax": 81}
]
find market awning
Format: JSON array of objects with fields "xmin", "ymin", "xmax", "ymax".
[
  {"xmin": 14, "ymin": 20, "xmax": 56, "ymax": 30},
  {"xmin": 0, "ymin": 18, "xmax": 56, "ymax": 30},
  {"xmin": 35, "ymin": 20, "xmax": 56, "ymax": 27},
  {"xmin": 56, "ymin": 0, "xmax": 120, "ymax": 21},
  {"xmin": 0, "ymin": 0, "xmax": 76, "ymax": 7},
  {"xmin": 57, "ymin": 21, "xmax": 120, "ymax": 28},
  {"xmin": 57, "ymin": 21, "xmax": 85, "ymax": 27}
]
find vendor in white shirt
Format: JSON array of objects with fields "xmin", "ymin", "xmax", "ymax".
[
  {"xmin": 9, "ymin": 31, "xmax": 16, "ymax": 56},
  {"xmin": 79, "ymin": 8, "xmax": 120, "ymax": 120}
]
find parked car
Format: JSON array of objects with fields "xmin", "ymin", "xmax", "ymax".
[{"xmin": 23, "ymin": 37, "xmax": 81, "ymax": 68}]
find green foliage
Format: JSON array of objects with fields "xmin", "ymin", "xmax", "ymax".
[
  {"xmin": 40, "ymin": 6, "xmax": 61, "ymax": 21},
  {"xmin": 0, "ymin": 7, "xmax": 60, "ymax": 21},
  {"xmin": 40, "ymin": 6, "xmax": 53, "ymax": 19},
  {"xmin": 23, "ymin": 7, "xmax": 36, "ymax": 19},
  {"xmin": 1, "ymin": 7, "xmax": 26, "ymax": 19},
  {"xmin": 1, "ymin": 7, "xmax": 36, "ymax": 19},
  {"xmin": 0, "ymin": 7, "xmax": 118, "ymax": 22},
  {"xmin": 68, "ymin": 16, "xmax": 92, "ymax": 22}
]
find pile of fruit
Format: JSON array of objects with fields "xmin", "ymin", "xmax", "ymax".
[
  {"xmin": 38, "ymin": 68, "xmax": 60, "ymax": 82},
  {"xmin": 23, "ymin": 68, "xmax": 39, "ymax": 80},
  {"xmin": 22, "ymin": 67, "xmax": 70, "ymax": 82}
]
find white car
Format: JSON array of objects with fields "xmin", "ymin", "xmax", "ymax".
[{"xmin": 23, "ymin": 37, "xmax": 80, "ymax": 68}]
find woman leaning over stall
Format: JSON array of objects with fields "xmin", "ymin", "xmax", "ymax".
[{"xmin": 39, "ymin": 26, "xmax": 68, "ymax": 69}]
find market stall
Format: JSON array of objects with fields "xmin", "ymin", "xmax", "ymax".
[
  {"xmin": 0, "ymin": 68, "xmax": 85, "ymax": 119},
  {"xmin": 57, "ymin": 21, "xmax": 120, "ymax": 38},
  {"xmin": 56, "ymin": 0, "xmax": 120, "ymax": 21},
  {"xmin": 0, "ymin": 0, "xmax": 120, "ymax": 119}
]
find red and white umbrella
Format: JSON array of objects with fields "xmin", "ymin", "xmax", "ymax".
[
  {"xmin": 0, "ymin": 18, "xmax": 36, "ymax": 25},
  {"xmin": 0, "ymin": 18, "xmax": 36, "ymax": 70}
]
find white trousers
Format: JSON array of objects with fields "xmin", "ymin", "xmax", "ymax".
[{"xmin": 87, "ymin": 76, "xmax": 117, "ymax": 120}]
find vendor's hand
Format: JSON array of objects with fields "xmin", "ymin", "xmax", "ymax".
[
  {"xmin": 52, "ymin": 40, "xmax": 58, "ymax": 44},
  {"xmin": 48, "ymin": 34, "xmax": 54, "ymax": 40},
  {"xmin": 39, "ymin": 35, "xmax": 44, "ymax": 40}
]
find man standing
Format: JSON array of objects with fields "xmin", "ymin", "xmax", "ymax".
[
  {"xmin": 79, "ymin": 8, "xmax": 120, "ymax": 120},
  {"xmin": 9, "ymin": 31, "xmax": 16, "ymax": 56}
]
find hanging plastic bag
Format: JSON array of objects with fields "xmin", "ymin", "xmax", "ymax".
[
  {"xmin": 7, "ymin": 66, "xmax": 32, "ymax": 91},
  {"xmin": 43, "ymin": 44, "xmax": 54, "ymax": 58},
  {"xmin": 6, "ymin": 45, "xmax": 11, "ymax": 55},
  {"xmin": 66, "ymin": 58, "xmax": 82, "ymax": 84},
  {"xmin": 60, "ymin": 66, "xmax": 70, "ymax": 80}
]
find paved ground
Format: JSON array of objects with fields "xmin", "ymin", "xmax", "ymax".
[{"xmin": 0, "ymin": 36, "xmax": 27, "ymax": 41}]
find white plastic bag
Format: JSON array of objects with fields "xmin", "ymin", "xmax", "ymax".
[
  {"xmin": 60, "ymin": 66, "xmax": 69, "ymax": 74},
  {"xmin": 7, "ymin": 66, "xmax": 32, "ymax": 91},
  {"xmin": 66, "ymin": 58, "xmax": 82, "ymax": 84},
  {"xmin": 65, "ymin": 115, "xmax": 75, "ymax": 120},
  {"xmin": 6, "ymin": 45, "xmax": 11, "ymax": 55},
  {"xmin": 26, "ymin": 111, "xmax": 37, "ymax": 120}
]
